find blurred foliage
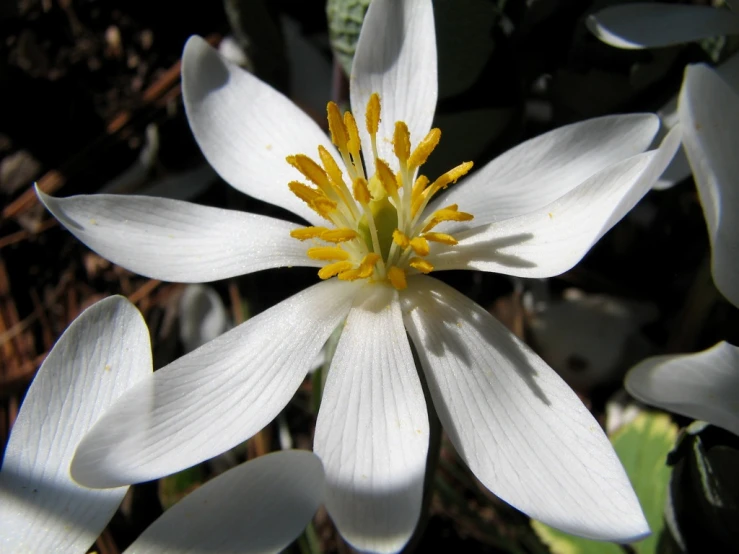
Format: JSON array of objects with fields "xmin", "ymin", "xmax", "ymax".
[
  {"xmin": 532, "ymin": 412, "xmax": 678, "ymax": 554},
  {"xmin": 326, "ymin": 0, "xmax": 370, "ymax": 75}
]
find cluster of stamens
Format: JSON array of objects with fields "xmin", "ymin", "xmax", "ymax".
[{"xmin": 287, "ymin": 93, "xmax": 474, "ymax": 290}]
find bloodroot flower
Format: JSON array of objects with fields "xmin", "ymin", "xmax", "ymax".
[{"xmin": 39, "ymin": 0, "xmax": 679, "ymax": 551}]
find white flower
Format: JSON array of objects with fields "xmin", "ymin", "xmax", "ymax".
[
  {"xmin": 38, "ymin": 0, "xmax": 680, "ymax": 551},
  {"xmin": 586, "ymin": 2, "xmax": 739, "ymax": 51},
  {"xmin": 0, "ymin": 297, "xmax": 150, "ymax": 553},
  {"xmin": 589, "ymin": 3, "xmax": 739, "ymax": 306},
  {"xmin": 626, "ymin": 342, "xmax": 739, "ymax": 438},
  {"xmin": 0, "ymin": 296, "xmax": 325, "ymax": 554}
]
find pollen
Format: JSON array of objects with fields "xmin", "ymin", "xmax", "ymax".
[
  {"xmin": 321, "ymin": 228, "xmax": 358, "ymax": 243},
  {"xmin": 409, "ymin": 257, "xmax": 434, "ymax": 274},
  {"xmin": 319, "ymin": 261, "xmax": 354, "ymax": 279},
  {"xmin": 307, "ymin": 246, "xmax": 349, "ymax": 261},
  {"xmin": 290, "ymin": 226, "xmax": 329, "ymax": 240},
  {"xmin": 423, "ymin": 232, "xmax": 457, "ymax": 245},
  {"xmin": 285, "ymin": 93, "xmax": 476, "ymax": 289},
  {"xmin": 387, "ymin": 266, "xmax": 407, "ymax": 290},
  {"xmin": 409, "ymin": 236, "xmax": 430, "ymax": 256}
]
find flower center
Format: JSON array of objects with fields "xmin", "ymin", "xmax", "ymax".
[{"xmin": 287, "ymin": 93, "xmax": 474, "ymax": 290}]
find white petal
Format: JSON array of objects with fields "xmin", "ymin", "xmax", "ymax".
[
  {"xmin": 402, "ymin": 276, "xmax": 648, "ymax": 541},
  {"xmin": 38, "ymin": 189, "xmax": 320, "ymax": 283},
  {"xmin": 350, "ymin": 0, "xmax": 437, "ymax": 171},
  {"xmin": 653, "ymin": 96, "xmax": 691, "ymax": 191},
  {"xmin": 314, "ymin": 285, "xmax": 429, "ymax": 554},
  {"xmin": 124, "ymin": 450, "xmax": 324, "ymax": 554},
  {"xmin": 587, "ymin": 4, "xmax": 739, "ymax": 50},
  {"xmin": 182, "ymin": 35, "xmax": 336, "ymax": 225},
  {"xmin": 0, "ymin": 297, "xmax": 151, "ymax": 553},
  {"xmin": 71, "ymin": 280, "xmax": 359, "ymax": 488},
  {"xmin": 625, "ymin": 342, "xmax": 739, "ymax": 436},
  {"xmin": 429, "ymin": 125, "xmax": 681, "ymax": 278},
  {"xmin": 428, "ymin": 114, "xmax": 659, "ymax": 229},
  {"xmin": 679, "ymin": 64, "xmax": 739, "ymax": 307}
]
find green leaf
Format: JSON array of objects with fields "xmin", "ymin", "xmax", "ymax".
[
  {"xmin": 532, "ymin": 412, "xmax": 677, "ymax": 554},
  {"xmin": 326, "ymin": 0, "xmax": 371, "ymax": 76}
]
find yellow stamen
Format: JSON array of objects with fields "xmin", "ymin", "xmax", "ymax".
[
  {"xmin": 375, "ymin": 158, "xmax": 399, "ymax": 197},
  {"xmin": 344, "ymin": 112, "xmax": 361, "ymax": 156},
  {"xmin": 307, "ymin": 246, "xmax": 349, "ymax": 261},
  {"xmin": 392, "ymin": 229, "xmax": 410, "ymax": 249},
  {"xmin": 393, "ymin": 122, "xmax": 411, "ymax": 163},
  {"xmin": 409, "ymin": 257, "xmax": 434, "ymax": 274},
  {"xmin": 426, "ymin": 161, "xmax": 474, "ymax": 200},
  {"xmin": 422, "ymin": 204, "xmax": 474, "ymax": 233},
  {"xmin": 318, "ymin": 261, "xmax": 354, "ymax": 279},
  {"xmin": 318, "ymin": 146, "xmax": 345, "ymax": 188},
  {"xmin": 290, "ymin": 226, "xmax": 329, "ymax": 240},
  {"xmin": 409, "ymin": 236, "xmax": 430, "ymax": 256},
  {"xmin": 289, "ymin": 181, "xmax": 322, "ymax": 205},
  {"xmin": 408, "ymin": 128, "xmax": 441, "ymax": 169},
  {"xmin": 292, "ymin": 155, "xmax": 332, "ymax": 192},
  {"xmin": 327, "ymin": 102, "xmax": 349, "ymax": 152},
  {"xmin": 311, "ymin": 197, "xmax": 338, "ymax": 218},
  {"xmin": 387, "ymin": 266, "xmax": 407, "ymax": 290},
  {"xmin": 357, "ymin": 253, "xmax": 381, "ymax": 278},
  {"xmin": 320, "ymin": 228, "xmax": 358, "ymax": 243},
  {"xmin": 423, "ymin": 232, "xmax": 458, "ymax": 245},
  {"xmin": 353, "ymin": 177, "xmax": 372, "ymax": 205},
  {"xmin": 366, "ymin": 93, "xmax": 381, "ymax": 136}
]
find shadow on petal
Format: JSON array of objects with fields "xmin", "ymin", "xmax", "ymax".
[{"xmin": 402, "ymin": 278, "xmax": 550, "ymax": 407}]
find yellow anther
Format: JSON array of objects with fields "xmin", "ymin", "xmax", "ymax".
[
  {"xmin": 409, "ymin": 257, "xmax": 434, "ymax": 274},
  {"xmin": 318, "ymin": 261, "xmax": 354, "ymax": 279},
  {"xmin": 412, "ymin": 175, "xmax": 429, "ymax": 198},
  {"xmin": 422, "ymin": 204, "xmax": 474, "ymax": 233},
  {"xmin": 293, "ymin": 155, "xmax": 332, "ymax": 191},
  {"xmin": 337, "ymin": 268, "xmax": 362, "ymax": 281},
  {"xmin": 387, "ymin": 266, "xmax": 407, "ymax": 290},
  {"xmin": 320, "ymin": 228, "xmax": 358, "ymax": 243},
  {"xmin": 318, "ymin": 146, "xmax": 345, "ymax": 188},
  {"xmin": 423, "ymin": 232, "xmax": 458, "ymax": 245},
  {"xmin": 285, "ymin": 155, "xmax": 299, "ymax": 168},
  {"xmin": 427, "ymin": 161, "xmax": 474, "ymax": 198},
  {"xmin": 393, "ymin": 122, "xmax": 411, "ymax": 163},
  {"xmin": 356, "ymin": 253, "xmax": 381, "ymax": 278},
  {"xmin": 408, "ymin": 128, "xmax": 441, "ymax": 169},
  {"xmin": 290, "ymin": 226, "xmax": 329, "ymax": 241},
  {"xmin": 392, "ymin": 229, "xmax": 410, "ymax": 249},
  {"xmin": 409, "ymin": 236, "xmax": 430, "ymax": 256},
  {"xmin": 375, "ymin": 158, "xmax": 399, "ymax": 197},
  {"xmin": 307, "ymin": 246, "xmax": 350, "ymax": 261},
  {"xmin": 311, "ymin": 197, "xmax": 338, "ymax": 218},
  {"xmin": 366, "ymin": 93, "xmax": 381, "ymax": 136},
  {"xmin": 327, "ymin": 102, "xmax": 349, "ymax": 152},
  {"xmin": 289, "ymin": 181, "xmax": 322, "ymax": 205},
  {"xmin": 344, "ymin": 112, "xmax": 361, "ymax": 155},
  {"xmin": 353, "ymin": 177, "xmax": 372, "ymax": 204}
]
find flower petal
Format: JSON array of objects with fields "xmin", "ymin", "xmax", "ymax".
[
  {"xmin": 182, "ymin": 35, "xmax": 336, "ymax": 225},
  {"xmin": 428, "ymin": 125, "xmax": 681, "ymax": 278},
  {"xmin": 429, "ymin": 114, "xmax": 659, "ymax": 229},
  {"xmin": 0, "ymin": 297, "xmax": 151, "ymax": 553},
  {"xmin": 625, "ymin": 342, "xmax": 739, "ymax": 436},
  {"xmin": 587, "ymin": 4, "xmax": 739, "ymax": 50},
  {"xmin": 402, "ymin": 276, "xmax": 648, "ymax": 541},
  {"xmin": 123, "ymin": 451, "xmax": 324, "ymax": 554},
  {"xmin": 71, "ymin": 280, "xmax": 359, "ymax": 488},
  {"xmin": 679, "ymin": 64, "xmax": 739, "ymax": 307},
  {"xmin": 38, "ymin": 189, "xmax": 320, "ymax": 283},
  {"xmin": 314, "ymin": 285, "xmax": 429, "ymax": 554},
  {"xmin": 350, "ymin": 0, "xmax": 437, "ymax": 170}
]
